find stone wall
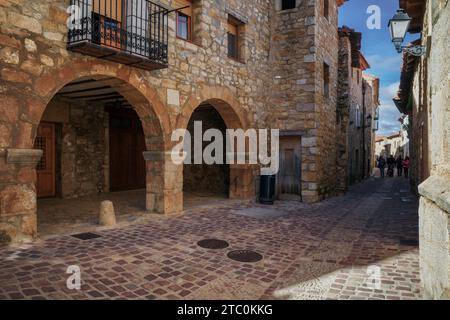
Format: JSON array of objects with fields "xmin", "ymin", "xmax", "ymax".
[
  {"xmin": 0, "ymin": 0, "xmax": 347, "ymax": 242},
  {"xmin": 267, "ymin": 0, "xmax": 342, "ymax": 202},
  {"xmin": 184, "ymin": 106, "xmax": 229, "ymax": 195},
  {"xmin": 337, "ymin": 27, "xmax": 378, "ymax": 188},
  {"xmin": 40, "ymin": 97, "xmax": 107, "ymax": 199},
  {"xmin": 336, "ymin": 33, "xmax": 351, "ymax": 192},
  {"xmin": 416, "ymin": 0, "xmax": 450, "ymax": 300}
]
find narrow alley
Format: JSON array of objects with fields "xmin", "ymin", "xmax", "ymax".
[{"xmin": 0, "ymin": 177, "xmax": 420, "ymax": 300}]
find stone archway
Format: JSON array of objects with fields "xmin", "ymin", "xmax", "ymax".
[
  {"xmin": 0, "ymin": 60, "xmax": 180, "ymax": 243},
  {"xmin": 176, "ymin": 85, "xmax": 257, "ymax": 205}
]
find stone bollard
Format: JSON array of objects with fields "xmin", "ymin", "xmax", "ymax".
[{"xmin": 99, "ymin": 201, "xmax": 116, "ymax": 227}]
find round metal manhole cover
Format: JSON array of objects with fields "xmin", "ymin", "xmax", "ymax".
[
  {"xmin": 227, "ymin": 250, "xmax": 263, "ymax": 263},
  {"xmin": 197, "ymin": 239, "xmax": 230, "ymax": 250}
]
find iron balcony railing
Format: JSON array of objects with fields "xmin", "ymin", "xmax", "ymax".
[{"xmin": 68, "ymin": 0, "xmax": 169, "ymax": 70}]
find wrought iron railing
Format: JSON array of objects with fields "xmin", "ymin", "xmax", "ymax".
[{"xmin": 68, "ymin": 0, "xmax": 169, "ymax": 67}]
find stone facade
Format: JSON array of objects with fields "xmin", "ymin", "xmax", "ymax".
[
  {"xmin": 0, "ymin": 0, "xmax": 348, "ymax": 243},
  {"xmin": 268, "ymin": 0, "xmax": 344, "ymax": 201},
  {"xmin": 337, "ymin": 27, "xmax": 379, "ymax": 189},
  {"xmin": 396, "ymin": 0, "xmax": 450, "ymax": 299}
]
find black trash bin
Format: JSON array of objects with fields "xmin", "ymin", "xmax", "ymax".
[{"xmin": 259, "ymin": 175, "xmax": 276, "ymax": 205}]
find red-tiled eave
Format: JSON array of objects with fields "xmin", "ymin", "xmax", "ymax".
[
  {"xmin": 393, "ymin": 40, "xmax": 420, "ymax": 115},
  {"xmin": 337, "ymin": 0, "xmax": 348, "ymax": 7},
  {"xmin": 359, "ymin": 53, "xmax": 370, "ymax": 71},
  {"xmin": 399, "ymin": 0, "xmax": 426, "ymax": 33}
]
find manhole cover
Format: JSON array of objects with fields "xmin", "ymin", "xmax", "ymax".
[
  {"xmin": 227, "ymin": 250, "xmax": 263, "ymax": 263},
  {"xmin": 71, "ymin": 232, "xmax": 102, "ymax": 240},
  {"xmin": 197, "ymin": 239, "xmax": 230, "ymax": 250},
  {"xmin": 400, "ymin": 239, "xmax": 419, "ymax": 246}
]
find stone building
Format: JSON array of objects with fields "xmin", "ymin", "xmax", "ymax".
[
  {"xmin": 0, "ymin": 0, "xmax": 348, "ymax": 243},
  {"xmin": 375, "ymin": 131, "xmax": 408, "ymax": 159},
  {"xmin": 394, "ymin": 0, "xmax": 450, "ymax": 299},
  {"xmin": 336, "ymin": 26, "xmax": 379, "ymax": 189}
]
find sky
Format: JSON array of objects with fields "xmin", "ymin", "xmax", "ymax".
[{"xmin": 339, "ymin": 0, "xmax": 418, "ymax": 136}]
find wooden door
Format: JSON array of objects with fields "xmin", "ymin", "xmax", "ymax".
[
  {"xmin": 277, "ymin": 136, "xmax": 302, "ymax": 200},
  {"xmin": 92, "ymin": 0, "xmax": 123, "ymax": 49},
  {"xmin": 34, "ymin": 123, "xmax": 56, "ymax": 198},
  {"xmin": 109, "ymin": 108, "xmax": 146, "ymax": 192}
]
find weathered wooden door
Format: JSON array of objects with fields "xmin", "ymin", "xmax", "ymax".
[
  {"xmin": 34, "ymin": 122, "xmax": 56, "ymax": 198},
  {"xmin": 277, "ymin": 136, "xmax": 302, "ymax": 200},
  {"xmin": 109, "ymin": 108, "xmax": 146, "ymax": 192}
]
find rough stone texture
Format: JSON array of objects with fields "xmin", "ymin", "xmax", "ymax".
[
  {"xmin": 183, "ymin": 106, "xmax": 229, "ymax": 195},
  {"xmin": 41, "ymin": 97, "xmax": 107, "ymax": 198},
  {"xmin": 99, "ymin": 201, "xmax": 117, "ymax": 227},
  {"xmin": 405, "ymin": 0, "xmax": 450, "ymax": 299},
  {"xmin": 267, "ymin": 0, "xmax": 344, "ymax": 202},
  {"xmin": 0, "ymin": 0, "xmax": 348, "ymax": 242},
  {"xmin": 337, "ymin": 28, "xmax": 379, "ymax": 190}
]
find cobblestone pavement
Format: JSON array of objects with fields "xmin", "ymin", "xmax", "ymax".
[{"xmin": 0, "ymin": 177, "xmax": 421, "ymax": 300}]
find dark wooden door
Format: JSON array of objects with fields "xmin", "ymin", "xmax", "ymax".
[
  {"xmin": 109, "ymin": 108, "xmax": 146, "ymax": 192},
  {"xmin": 277, "ymin": 136, "xmax": 302, "ymax": 200},
  {"xmin": 34, "ymin": 122, "xmax": 56, "ymax": 198}
]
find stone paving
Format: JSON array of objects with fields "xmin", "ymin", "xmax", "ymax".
[{"xmin": 0, "ymin": 177, "xmax": 421, "ymax": 300}]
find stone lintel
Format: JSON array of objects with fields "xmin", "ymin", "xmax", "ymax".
[
  {"xmin": 419, "ymin": 175, "xmax": 450, "ymax": 215},
  {"xmin": 6, "ymin": 149, "xmax": 43, "ymax": 165}
]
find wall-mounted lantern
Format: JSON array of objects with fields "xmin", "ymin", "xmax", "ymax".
[{"xmin": 388, "ymin": 9, "xmax": 426, "ymax": 57}]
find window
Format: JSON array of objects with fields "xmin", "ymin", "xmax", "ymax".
[
  {"xmin": 227, "ymin": 16, "xmax": 240, "ymax": 60},
  {"xmin": 175, "ymin": 0, "xmax": 192, "ymax": 41},
  {"xmin": 323, "ymin": 62, "xmax": 330, "ymax": 98},
  {"xmin": 281, "ymin": 0, "xmax": 296, "ymax": 10},
  {"xmin": 355, "ymin": 105, "xmax": 362, "ymax": 128},
  {"xmin": 324, "ymin": 0, "xmax": 329, "ymax": 19}
]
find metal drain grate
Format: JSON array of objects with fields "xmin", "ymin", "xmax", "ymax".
[
  {"xmin": 197, "ymin": 239, "xmax": 230, "ymax": 250},
  {"xmin": 227, "ymin": 250, "xmax": 263, "ymax": 263},
  {"xmin": 71, "ymin": 232, "xmax": 102, "ymax": 240},
  {"xmin": 399, "ymin": 239, "xmax": 419, "ymax": 246}
]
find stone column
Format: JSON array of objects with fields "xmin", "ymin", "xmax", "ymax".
[
  {"xmin": 143, "ymin": 151, "xmax": 183, "ymax": 214},
  {"xmin": 0, "ymin": 149, "xmax": 43, "ymax": 244},
  {"xmin": 419, "ymin": 171, "xmax": 450, "ymax": 299}
]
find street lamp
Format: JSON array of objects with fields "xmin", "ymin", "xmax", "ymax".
[{"xmin": 388, "ymin": 9, "xmax": 426, "ymax": 57}]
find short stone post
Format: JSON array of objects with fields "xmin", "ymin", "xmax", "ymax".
[{"xmin": 99, "ymin": 201, "xmax": 116, "ymax": 226}]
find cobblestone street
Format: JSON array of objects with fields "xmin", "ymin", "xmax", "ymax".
[{"xmin": 0, "ymin": 177, "xmax": 421, "ymax": 300}]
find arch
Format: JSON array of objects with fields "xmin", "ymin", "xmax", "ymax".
[
  {"xmin": 176, "ymin": 84, "xmax": 249, "ymax": 135},
  {"xmin": 178, "ymin": 84, "xmax": 256, "ymax": 205},
  {"xmin": 28, "ymin": 59, "xmax": 171, "ymax": 151}
]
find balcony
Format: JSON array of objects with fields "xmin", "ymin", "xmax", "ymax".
[{"xmin": 68, "ymin": 0, "xmax": 169, "ymax": 71}]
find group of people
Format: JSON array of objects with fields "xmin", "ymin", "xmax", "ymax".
[{"xmin": 377, "ymin": 154, "xmax": 410, "ymax": 179}]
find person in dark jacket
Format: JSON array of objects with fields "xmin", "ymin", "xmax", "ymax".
[
  {"xmin": 396, "ymin": 155, "xmax": 404, "ymax": 177},
  {"xmin": 378, "ymin": 156, "xmax": 386, "ymax": 178},
  {"xmin": 387, "ymin": 155, "xmax": 396, "ymax": 177}
]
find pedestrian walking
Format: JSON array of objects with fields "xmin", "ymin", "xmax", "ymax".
[
  {"xmin": 378, "ymin": 156, "xmax": 386, "ymax": 178},
  {"xmin": 387, "ymin": 155, "xmax": 395, "ymax": 177},
  {"xmin": 403, "ymin": 156, "xmax": 411, "ymax": 178},
  {"xmin": 396, "ymin": 155, "xmax": 404, "ymax": 177}
]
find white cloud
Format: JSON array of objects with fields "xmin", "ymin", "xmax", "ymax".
[
  {"xmin": 365, "ymin": 54, "xmax": 402, "ymax": 72},
  {"xmin": 378, "ymin": 99, "xmax": 402, "ymax": 136},
  {"xmin": 380, "ymin": 81, "xmax": 400, "ymax": 100}
]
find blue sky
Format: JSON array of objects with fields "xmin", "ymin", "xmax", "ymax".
[{"xmin": 339, "ymin": 0, "xmax": 418, "ymax": 136}]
